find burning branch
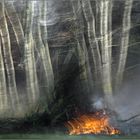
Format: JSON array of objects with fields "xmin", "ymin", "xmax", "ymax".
[{"xmin": 65, "ymin": 111, "xmax": 120, "ymax": 135}]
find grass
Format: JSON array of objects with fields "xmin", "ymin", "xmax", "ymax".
[{"xmin": 0, "ymin": 133, "xmax": 139, "ymax": 140}]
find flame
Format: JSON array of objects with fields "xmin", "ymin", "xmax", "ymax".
[{"xmin": 66, "ymin": 111, "xmax": 120, "ymax": 135}]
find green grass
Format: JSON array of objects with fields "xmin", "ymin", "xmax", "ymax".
[{"xmin": 0, "ymin": 134, "xmax": 139, "ymax": 140}]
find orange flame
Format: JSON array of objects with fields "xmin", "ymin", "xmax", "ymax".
[{"xmin": 66, "ymin": 111, "xmax": 120, "ymax": 135}]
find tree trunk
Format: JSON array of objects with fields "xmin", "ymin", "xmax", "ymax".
[
  {"xmin": 5, "ymin": 2, "xmax": 24, "ymax": 53},
  {"xmin": 39, "ymin": 0, "xmax": 54, "ymax": 105},
  {"xmin": 0, "ymin": 34, "xmax": 8, "ymax": 112},
  {"xmin": 33, "ymin": 0, "xmax": 54, "ymax": 111},
  {"xmin": 99, "ymin": 0, "xmax": 113, "ymax": 106},
  {"xmin": 71, "ymin": 0, "xmax": 92, "ymax": 95},
  {"xmin": 24, "ymin": 1, "xmax": 39, "ymax": 106},
  {"xmin": 0, "ymin": 2, "xmax": 20, "ymax": 113},
  {"xmin": 115, "ymin": 0, "xmax": 133, "ymax": 91},
  {"xmin": 71, "ymin": 0, "xmax": 86, "ymax": 80},
  {"xmin": 108, "ymin": 0, "xmax": 113, "ymax": 62},
  {"xmin": 81, "ymin": 0, "xmax": 102, "ymax": 92}
]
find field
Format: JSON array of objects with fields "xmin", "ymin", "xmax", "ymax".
[{"xmin": 0, "ymin": 134, "xmax": 139, "ymax": 140}]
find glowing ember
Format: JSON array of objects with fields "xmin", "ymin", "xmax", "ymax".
[{"xmin": 65, "ymin": 111, "xmax": 120, "ymax": 135}]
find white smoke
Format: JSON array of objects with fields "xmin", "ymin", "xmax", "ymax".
[{"xmin": 92, "ymin": 98, "xmax": 105, "ymax": 110}]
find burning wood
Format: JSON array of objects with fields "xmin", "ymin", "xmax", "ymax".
[{"xmin": 65, "ymin": 111, "xmax": 120, "ymax": 135}]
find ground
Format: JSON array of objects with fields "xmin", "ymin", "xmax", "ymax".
[{"xmin": 0, "ymin": 134, "xmax": 140, "ymax": 140}]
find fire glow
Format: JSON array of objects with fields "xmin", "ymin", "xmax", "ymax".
[{"xmin": 66, "ymin": 111, "xmax": 120, "ymax": 135}]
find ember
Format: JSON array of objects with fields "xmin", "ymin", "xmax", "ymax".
[{"xmin": 66, "ymin": 111, "xmax": 120, "ymax": 135}]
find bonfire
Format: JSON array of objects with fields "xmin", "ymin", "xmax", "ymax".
[{"xmin": 66, "ymin": 110, "xmax": 120, "ymax": 135}]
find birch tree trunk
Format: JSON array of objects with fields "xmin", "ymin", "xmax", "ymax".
[
  {"xmin": 40, "ymin": 0, "xmax": 54, "ymax": 105},
  {"xmin": 0, "ymin": 2, "xmax": 20, "ymax": 113},
  {"xmin": 99, "ymin": 0, "xmax": 113, "ymax": 106},
  {"xmin": 81, "ymin": 0, "xmax": 102, "ymax": 91},
  {"xmin": 5, "ymin": 2, "xmax": 24, "ymax": 53},
  {"xmin": 33, "ymin": 0, "xmax": 54, "ymax": 110},
  {"xmin": 115, "ymin": 0, "xmax": 133, "ymax": 91},
  {"xmin": 108, "ymin": 0, "xmax": 113, "ymax": 62},
  {"xmin": 24, "ymin": 1, "xmax": 39, "ymax": 106},
  {"xmin": 71, "ymin": 0, "xmax": 92, "ymax": 94},
  {"xmin": 71, "ymin": 0, "xmax": 86, "ymax": 80},
  {"xmin": 21, "ymin": 0, "xmax": 28, "ymax": 32},
  {"xmin": 0, "ymin": 34, "xmax": 8, "ymax": 112}
]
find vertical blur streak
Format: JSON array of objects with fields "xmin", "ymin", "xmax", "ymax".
[
  {"xmin": 115, "ymin": 0, "xmax": 133, "ymax": 92},
  {"xmin": 108, "ymin": 0, "xmax": 113, "ymax": 62},
  {"xmin": 0, "ymin": 1, "xmax": 20, "ymax": 114},
  {"xmin": 81, "ymin": 0, "xmax": 102, "ymax": 92},
  {"xmin": 5, "ymin": 2, "xmax": 24, "ymax": 52},
  {"xmin": 0, "ymin": 31, "xmax": 8, "ymax": 112},
  {"xmin": 34, "ymin": 0, "xmax": 54, "ymax": 111},
  {"xmin": 71, "ymin": 0, "xmax": 92, "ymax": 95},
  {"xmin": 24, "ymin": 1, "xmax": 39, "ymax": 107},
  {"xmin": 40, "ymin": 0, "xmax": 54, "ymax": 106},
  {"xmin": 99, "ymin": 0, "xmax": 113, "ymax": 106}
]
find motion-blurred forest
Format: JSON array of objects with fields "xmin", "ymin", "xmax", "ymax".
[{"xmin": 0, "ymin": 0, "xmax": 140, "ymax": 132}]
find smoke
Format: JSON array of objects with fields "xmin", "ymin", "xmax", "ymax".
[
  {"xmin": 92, "ymin": 98, "xmax": 105, "ymax": 110},
  {"xmin": 91, "ymin": 67, "xmax": 140, "ymax": 122},
  {"xmin": 114, "ymin": 67, "xmax": 140, "ymax": 120}
]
